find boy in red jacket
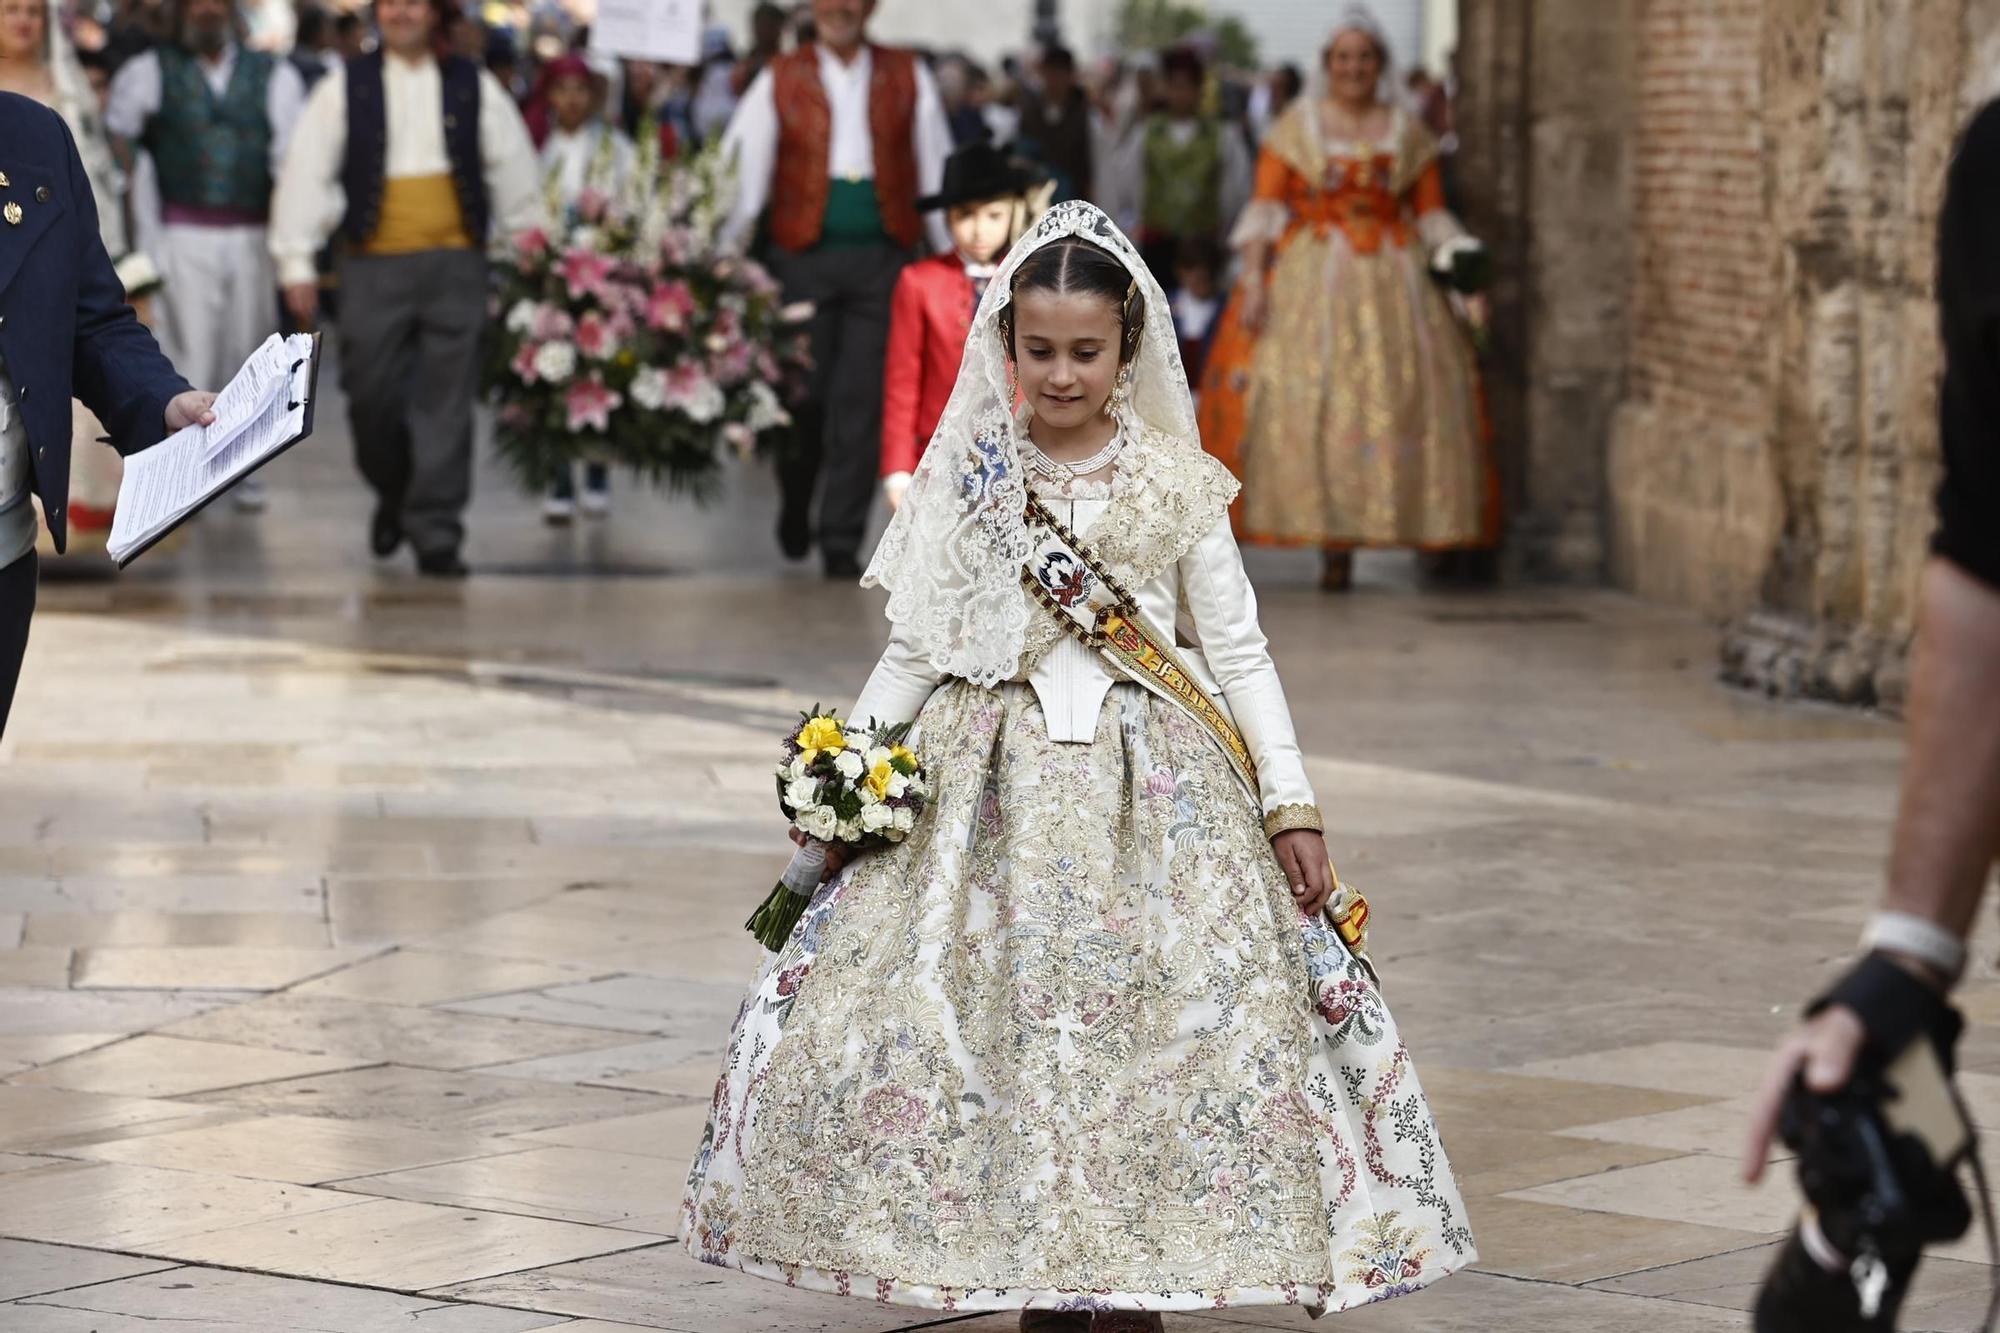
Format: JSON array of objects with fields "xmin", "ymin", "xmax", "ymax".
[{"xmin": 881, "ymin": 144, "xmax": 1048, "ymax": 510}]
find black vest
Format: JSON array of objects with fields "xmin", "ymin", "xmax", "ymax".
[{"xmin": 338, "ymin": 51, "xmax": 488, "ymax": 246}]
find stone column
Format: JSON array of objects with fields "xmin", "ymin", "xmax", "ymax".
[
  {"xmin": 1455, "ymin": 0, "xmax": 1634, "ymax": 582},
  {"xmin": 1518, "ymin": 0, "xmax": 1634, "ymax": 580}
]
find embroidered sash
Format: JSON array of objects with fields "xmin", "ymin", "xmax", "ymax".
[
  {"xmin": 1021, "ymin": 491, "xmax": 1374, "ymax": 969},
  {"xmin": 1021, "ymin": 491, "xmax": 1256, "ymax": 794}
]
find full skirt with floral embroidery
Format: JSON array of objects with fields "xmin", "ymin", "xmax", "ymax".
[{"xmin": 676, "ymin": 679, "xmax": 1475, "ymax": 1314}]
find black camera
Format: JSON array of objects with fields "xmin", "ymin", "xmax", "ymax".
[
  {"xmin": 1754, "ymin": 1056, "xmax": 1973, "ymax": 1331},
  {"xmin": 1753, "ymin": 950, "xmax": 1988, "ymax": 1333}
]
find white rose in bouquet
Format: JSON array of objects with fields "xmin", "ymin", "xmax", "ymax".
[
  {"xmin": 630, "ymin": 367, "xmax": 669, "ymax": 411},
  {"xmin": 892, "ymin": 806, "xmax": 916, "ymax": 833},
  {"xmin": 797, "ymin": 806, "xmax": 837, "ymax": 841},
  {"xmin": 860, "ymin": 803, "xmax": 894, "ymax": 833},
  {"xmin": 686, "ymin": 379, "xmax": 726, "ymax": 424},
  {"xmin": 784, "ymin": 776, "xmax": 820, "ymax": 809},
  {"xmin": 747, "ymin": 381, "xmax": 791, "ymax": 432},
  {"xmin": 833, "ymin": 750, "xmax": 864, "ymax": 780},
  {"xmin": 533, "ymin": 341, "xmax": 577, "ymax": 384}
]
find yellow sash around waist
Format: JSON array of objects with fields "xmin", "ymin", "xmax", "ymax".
[{"xmin": 363, "ymin": 174, "xmax": 474, "ymax": 255}]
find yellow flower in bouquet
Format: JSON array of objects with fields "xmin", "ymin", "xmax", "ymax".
[{"xmin": 796, "ymin": 716, "xmax": 845, "ymax": 761}]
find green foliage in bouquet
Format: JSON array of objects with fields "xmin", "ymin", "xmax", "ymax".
[{"xmin": 484, "ymin": 141, "xmax": 810, "ymax": 499}]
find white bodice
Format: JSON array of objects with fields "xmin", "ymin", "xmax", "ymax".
[{"xmin": 852, "ymin": 465, "xmax": 1316, "ymax": 821}]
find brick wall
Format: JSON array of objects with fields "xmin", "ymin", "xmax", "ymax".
[
  {"xmin": 1607, "ymin": 0, "xmax": 1782, "ymax": 615},
  {"xmin": 1627, "ymin": 0, "xmax": 1769, "ymax": 433}
]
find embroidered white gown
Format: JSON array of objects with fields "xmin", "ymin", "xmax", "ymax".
[{"xmin": 675, "ymin": 456, "xmax": 1475, "ymax": 1316}]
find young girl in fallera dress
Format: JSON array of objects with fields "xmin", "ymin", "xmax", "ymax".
[{"xmin": 677, "ymin": 203, "xmax": 1473, "ymax": 1329}]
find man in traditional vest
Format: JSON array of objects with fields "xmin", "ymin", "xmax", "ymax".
[
  {"xmin": 105, "ymin": 0, "xmax": 306, "ymax": 511},
  {"xmin": 1106, "ymin": 44, "xmax": 1250, "ymax": 292},
  {"xmin": 720, "ymin": 0, "xmax": 951, "ymax": 580},
  {"xmin": 271, "ymin": 0, "xmax": 542, "ymax": 577}
]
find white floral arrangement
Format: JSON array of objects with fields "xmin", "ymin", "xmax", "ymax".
[{"xmin": 744, "ymin": 709, "xmax": 931, "ymax": 951}]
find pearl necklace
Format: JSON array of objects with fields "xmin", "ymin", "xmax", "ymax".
[{"xmin": 1024, "ymin": 427, "xmax": 1125, "ymax": 485}]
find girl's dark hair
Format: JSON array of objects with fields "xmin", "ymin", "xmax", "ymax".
[{"xmin": 999, "ymin": 237, "xmax": 1145, "ymax": 365}]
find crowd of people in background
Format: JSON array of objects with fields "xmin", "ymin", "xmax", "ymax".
[{"xmin": 0, "ymin": 0, "xmax": 1478, "ymax": 582}]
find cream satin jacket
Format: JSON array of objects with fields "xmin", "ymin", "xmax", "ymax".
[{"xmin": 852, "ymin": 481, "xmax": 1317, "ymax": 825}]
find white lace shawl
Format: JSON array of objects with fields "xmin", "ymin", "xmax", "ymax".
[{"xmin": 861, "ymin": 200, "xmax": 1232, "ymax": 687}]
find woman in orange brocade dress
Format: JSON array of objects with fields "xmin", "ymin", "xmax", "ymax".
[{"xmin": 1198, "ymin": 14, "xmax": 1497, "ymax": 590}]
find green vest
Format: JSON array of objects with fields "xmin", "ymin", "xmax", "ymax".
[
  {"xmin": 1141, "ymin": 115, "xmax": 1223, "ymax": 237},
  {"xmin": 143, "ymin": 47, "xmax": 277, "ymax": 215}
]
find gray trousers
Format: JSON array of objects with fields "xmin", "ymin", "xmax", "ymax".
[
  {"xmin": 768, "ymin": 243, "xmax": 907, "ymax": 560},
  {"xmin": 337, "ymin": 250, "xmax": 486, "ymax": 557}
]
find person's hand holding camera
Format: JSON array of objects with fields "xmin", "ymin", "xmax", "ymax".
[{"xmin": 1742, "ymin": 948, "xmax": 1953, "ymax": 1184}]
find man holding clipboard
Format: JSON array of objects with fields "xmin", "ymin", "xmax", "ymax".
[{"xmin": 0, "ymin": 93, "xmax": 219, "ymax": 738}]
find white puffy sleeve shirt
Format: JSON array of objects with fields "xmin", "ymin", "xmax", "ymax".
[
  {"xmin": 851, "ymin": 495, "xmax": 1316, "ymax": 823},
  {"xmin": 270, "ymin": 57, "xmax": 546, "ymax": 287}
]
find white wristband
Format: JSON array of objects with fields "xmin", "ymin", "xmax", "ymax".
[{"xmin": 1861, "ymin": 911, "xmax": 1968, "ymax": 984}]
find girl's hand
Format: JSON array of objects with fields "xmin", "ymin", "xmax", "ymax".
[
  {"xmin": 789, "ymin": 827, "xmax": 855, "ymax": 882},
  {"xmin": 1272, "ymin": 829, "xmax": 1335, "ymax": 917}
]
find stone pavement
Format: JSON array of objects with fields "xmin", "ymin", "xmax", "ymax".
[{"xmin": 0, "ymin": 389, "xmax": 1992, "ymax": 1330}]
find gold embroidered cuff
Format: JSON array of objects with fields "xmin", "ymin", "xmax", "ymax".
[{"xmin": 1263, "ymin": 803, "xmax": 1323, "ymax": 838}]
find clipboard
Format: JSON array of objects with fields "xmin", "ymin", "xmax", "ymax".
[{"xmin": 109, "ymin": 331, "xmax": 323, "ymax": 568}]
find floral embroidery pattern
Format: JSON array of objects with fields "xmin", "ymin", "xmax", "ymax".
[
  {"xmin": 1340, "ymin": 1212, "xmax": 1436, "ymax": 1301},
  {"xmin": 678, "ymin": 681, "xmax": 1473, "ymax": 1314}
]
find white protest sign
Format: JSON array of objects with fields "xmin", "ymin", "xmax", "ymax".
[{"xmin": 589, "ymin": 0, "xmax": 700, "ymax": 65}]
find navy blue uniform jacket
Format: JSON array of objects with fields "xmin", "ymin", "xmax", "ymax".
[{"xmin": 0, "ymin": 92, "xmax": 188, "ymax": 552}]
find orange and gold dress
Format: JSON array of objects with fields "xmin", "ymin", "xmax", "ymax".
[{"xmin": 1200, "ymin": 104, "xmax": 1497, "ymax": 551}]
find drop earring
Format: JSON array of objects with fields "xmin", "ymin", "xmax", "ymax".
[
  {"xmin": 1103, "ymin": 364, "xmax": 1133, "ymax": 417},
  {"xmin": 1007, "ymin": 362, "xmax": 1033, "ymax": 421}
]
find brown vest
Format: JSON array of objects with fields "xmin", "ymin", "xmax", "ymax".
[{"xmin": 768, "ymin": 44, "xmax": 923, "ymax": 252}]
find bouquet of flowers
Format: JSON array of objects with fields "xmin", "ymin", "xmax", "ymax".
[
  {"xmin": 485, "ymin": 142, "xmax": 809, "ymax": 499},
  {"xmin": 744, "ymin": 709, "xmax": 931, "ymax": 952}
]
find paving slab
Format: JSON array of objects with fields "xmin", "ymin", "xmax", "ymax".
[
  {"xmin": 0, "ymin": 1239, "xmax": 177, "ymax": 1302},
  {"xmin": 8, "ymin": 1264, "xmax": 570, "ymax": 1331},
  {"xmin": 154, "ymin": 1197, "xmax": 659, "ymax": 1291},
  {"xmin": 9, "ymin": 1034, "xmax": 371, "ymax": 1097}
]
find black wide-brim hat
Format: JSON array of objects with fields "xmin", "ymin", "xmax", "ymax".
[{"xmin": 916, "ymin": 141, "xmax": 1051, "ymax": 213}]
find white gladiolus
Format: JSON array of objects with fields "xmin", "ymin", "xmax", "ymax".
[
  {"xmin": 833, "ymin": 751, "xmax": 864, "ymax": 780},
  {"xmin": 533, "ymin": 341, "xmax": 577, "ymax": 383}
]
